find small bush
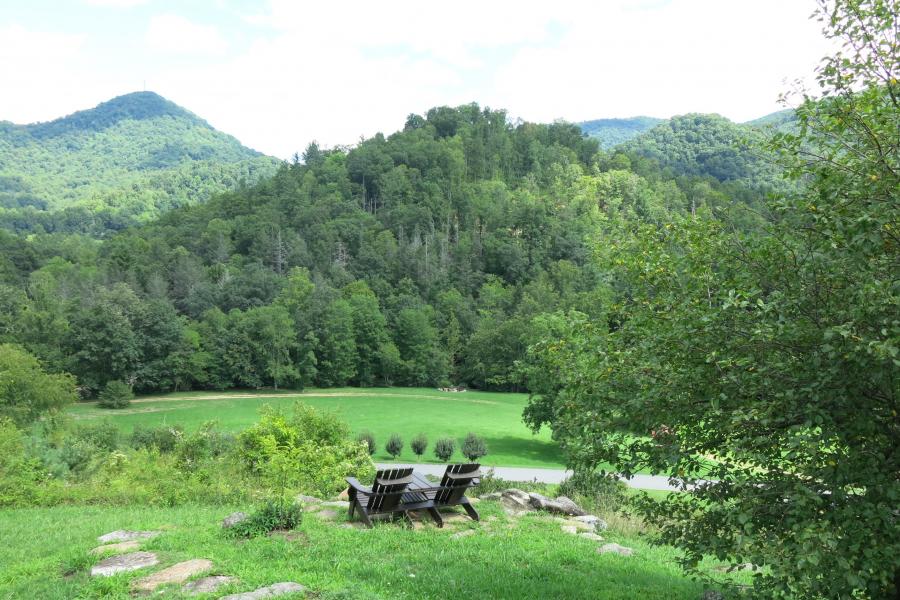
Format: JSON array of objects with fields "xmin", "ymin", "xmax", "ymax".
[
  {"xmin": 462, "ymin": 432, "xmax": 487, "ymax": 462},
  {"xmin": 433, "ymin": 437, "xmax": 455, "ymax": 462},
  {"xmin": 70, "ymin": 421, "xmax": 120, "ymax": 452},
  {"xmin": 559, "ymin": 470, "xmax": 627, "ymax": 511},
  {"xmin": 175, "ymin": 422, "xmax": 234, "ymax": 472},
  {"xmin": 410, "ymin": 433, "xmax": 427, "ymax": 458},
  {"xmin": 385, "ymin": 433, "xmax": 403, "ymax": 458},
  {"xmin": 225, "ymin": 498, "xmax": 303, "ymax": 538},
  {"xmin": 356, "ymin": 431, "xmax": 376, "ymax": 455},
  {"xmin": 130, "ymin": 424, "xmax": 183, "ymax": 453},
  {"xmin": 97, "ymin": 381, "xmax": 133, "ymax": 409}
]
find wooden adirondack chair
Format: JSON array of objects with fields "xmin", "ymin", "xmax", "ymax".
[
  {"xmin": 427, "ymin": 463, "xmax": 482, "ymax": 527},
  {"xmin": 345, "ymin": 467, "xmax": 432, "ymax": 528}
]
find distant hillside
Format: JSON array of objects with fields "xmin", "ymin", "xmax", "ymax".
[
  {"xmin": 744, "ymin": 108, "xmax": 797, "ymax": 132},
  {"xmin": 578, "ymin": 116, "xmax": 664, "ymax": 148},
  {"xmin": 0, "ymin": 92, "xmax": 279, "ymax": 235},
  {"xmin": 617, "ymin": 113, "xmax": 786, "ymax": 191}
]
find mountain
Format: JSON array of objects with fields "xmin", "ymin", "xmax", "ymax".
[
  {"xmin": 0, "ymin": 92, "xmax": 280, "ymax": 235},
  {"xmin": 744, "ymin": 108, "xmax": 797, "ymax": 132},
  {"xmin": 616, "ymin": 113, "xmax": 787, "ymax": 192},
  {"xmin": 578, "ymin": 116, "xmax": 664, "ymax": 148}
]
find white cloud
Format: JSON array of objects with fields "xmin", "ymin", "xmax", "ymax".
[
  {"xmin": 1, "ymin": 1, "xmax": 837, "ymax": 158},
  {"xmin": 145, "ymin": 14, "xmax": 227, "ymax": 56},
  {"xmin": 0, "ymin": 25, "xmax": 118, "ymax": 124}
]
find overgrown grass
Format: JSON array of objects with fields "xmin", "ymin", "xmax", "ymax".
[
  {"xmin": 0, "ymin": 500, "xmax": 746, "ymax": 599},
  {"xmin": 68, "ymin": 388, "xmax": 565, "ymax": 468}
]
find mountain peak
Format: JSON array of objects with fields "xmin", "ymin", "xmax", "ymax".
[{"xmin": 20, "ymin": 91, "xmax": 206, "ymax": 139}]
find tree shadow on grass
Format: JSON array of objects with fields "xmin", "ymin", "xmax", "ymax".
[{"xmin": 482, "ymin": 435, "xmax": 565, "ymax": 466}]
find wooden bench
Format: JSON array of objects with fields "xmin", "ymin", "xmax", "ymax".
[{"xmin": 346, "ymin": 467, "xmax": 432, "ymax": 528}]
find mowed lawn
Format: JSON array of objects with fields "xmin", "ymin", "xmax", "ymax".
[
  {"xmin": 0, "ymin": 503, "xmax": 729, "ymax": 600},
  {"xmin": 68, "ymin": 388, "xmax": 565, "ymax": 468}
]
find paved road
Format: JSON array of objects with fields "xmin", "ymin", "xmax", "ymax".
[{"xmin": 376, "ymin": 463, "xmax": 692, "ymax": 492}]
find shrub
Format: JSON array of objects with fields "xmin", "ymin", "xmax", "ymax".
[
  {"xmin": 461, "ymin": 433, "xmax": 487, "ymax": 462},
  {"xmin": 130, "ymin": 424, "xmax": 183, "ymax": 453},
  {"xmin": 70, "ymin": 421, "xmax": 120, "ymax": 452},
  {"xmin": 433, "ymin": 437, "xmax": 455, "ymax": 462},
  {"xmin": 385, "ymin": 433, "xmax": 403, "ymax": 458},
  {"xmin": 238, "ymin": 403, "xmax": 374, "ymax": 497},
  {"xmin": 410, "ymin": 433, "xmax": 427, "ymax": 458},
  {"xmin": 0, "ymin": 418, "xmax": 43, "ymax": 506},
  {"xmin": 175, "ymin": 422, "xmax": 235, "ymax": 472},
  {"xmin": 356, "ymin": 431, "xmax": 376, "ymax": 455},
  {"xmin": 0, "ymin": 344, "xmax": 77, "ymax": 426},
  {"xmin": 97, "ymin": 380, "xmax": 133, "ymax": 409},
  {"xmin": 225, "ymin": 498, "xmax": 303, "ymax": 538},
  {"xmin": 559, "ymin": 470, "xmax": 627, "ymax": 511}
]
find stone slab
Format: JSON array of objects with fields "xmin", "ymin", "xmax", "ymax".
[
  {"xmin": 91, "ymin": 551, "xmax": 159, "ymax": 577},
  {"xmin": 132, "ymin": 559, "xmax": 213, "ymax": 592}
]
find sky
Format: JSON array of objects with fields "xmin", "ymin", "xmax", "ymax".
[{"xmin": 1, "ymin": 0, "xmax": 833, "ymax": 159}]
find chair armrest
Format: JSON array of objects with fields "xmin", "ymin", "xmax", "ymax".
[
  {"xmin": 345, "ymin": 477, "xmax": 371, "ymax": 493},
  {"xmin": 445, "ymin": 470, "xmax": 482, "ymax": 480}
]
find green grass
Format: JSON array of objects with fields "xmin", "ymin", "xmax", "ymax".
[
  {"xmin": 0, "ymin": 501, "xmax": 739, "ymax": 599},
  {"xmin": 68, "ymin": 388, "xmax": 565, "ymax": 468}
]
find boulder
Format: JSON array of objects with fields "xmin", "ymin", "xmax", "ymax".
[
  {"xmin": 572, "ymin": 515, "xmax": 608, "ymax": 531},
  {"xmin": 90, "ymin": 540, "xmax": 140, "ymax": 555},
  {"xmin": 527, "ymin": 493, "xmax": 586, "ymax": 516},
  {"xmin": 338, "ymin": 488, "xmax": 350, "ymax": 500},
  {"xmin": 97, "ymin": 530, "xmax": 160, "ymax": 543},
  {"xmin": 132, "ymin": 559, "xmax": 213, "ymax": 592},
  {"xmin": 580, "ymin": 532, "xmax": 604, "ymax": 542},
  {"xmin": 597, "ymin": 543, "xmax": 634, "ymax": 557},
  {"xmin": 91, "ymin": 551, "xmax": 159, "ymax": 577},
  {"xmin": 222, "ymin": 512, "xmax": 249, "ymax": 529},
  {"xmin": 219, "ymin": 582, "xmax": 306, "ymax": 599},
  {"xmin": 295, "ymin": 495, "xmax": 322, "ymax": 504},
  {"xmin": 183, "ymin": 575, "xmax": 239, "ymax": 595}
]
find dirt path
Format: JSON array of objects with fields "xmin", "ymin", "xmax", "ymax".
[{"xmin": 95, "ymin": 390, "xmax": 502, "ymax": 406}]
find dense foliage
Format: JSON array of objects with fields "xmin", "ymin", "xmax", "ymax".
[
  {"xmin": 0, "ymin": 343, "xmax": 76, "ymax": 426},
  {"xmin": 578, "ymin": 116, "xmax": 664, "ymax": 149},
  {"xmin": 0, "ymin": 101, "xmax": 777, "ymax": 397},
  {"xmin": 523, "ymin": 1, "xmax": 899, "ymax": 597},
  {"xmin": 0, "ymin": 92, "xmax": 278, "ymax": 235}
]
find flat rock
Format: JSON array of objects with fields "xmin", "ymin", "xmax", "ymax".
[
  {"xmin": 132, "ymin": 559, "xmax": 213, "ymax": 592},
  {"xmin": 295, "ymin": 494, "xmax": 322, "ymax": 504},
  {"xmin": 321, "ymin": 500, "xmax": 349, "ymax": 509},
  {"xmin": 572, "ymin": 515, "xmax": 608, "ymax": 531},
  {"xmin": 315, "ymin": 509, "xmax": 340, "ymax": 520},
  {"xmin": 90, "ymin": 540, "xmax": 140, "ymax": 555},
  {"xmin": 562, "ymin": 520, "xmax": 594, "ymax": 532},
  {"xmin": 183, "ymin": 575, "xmax": 239, "ymax": 595},
  {"xmin": 561, "ymin": 525, "xmax": 578, "ymax": 535},
  {"xmin": 97, "ymin": 530, "xmax": 160, "ymax": 543},
  {"xmin": 528, "ymin": 493, "xmax": 586, "ymax": 516},
  {"xmin": 91, "ymin": 551, "xmax": 159, "ymax": 577},
  {"xmin": 580, "ymin": 532, "xmax": 604, "ymax": 541},
  {"xmin": 598, "ymin": 543, "xmax": 634, "ymax": 556},
  {"xmin": 219, "ymin": 581, "xmax": 306, "ymax": 599},
  {"xmin": 222, "ymin": 512, "xmax": 249, "ymax": 529}
]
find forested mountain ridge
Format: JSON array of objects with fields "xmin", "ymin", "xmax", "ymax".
[
  {"xmin": 0, "ymin": 102, "xmax": 778, "ymax": 397},
  {"xmin": 578, "ymin": 116, "xmax": 665, "ymax": 148},
  {"xmin": 0, "ymin": 91, "xmax": 279, "ymax": 235}
]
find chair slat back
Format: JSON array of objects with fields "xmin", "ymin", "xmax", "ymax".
[
  {"xmin": 435, "ymin": 463, "xmax": 480, "ymax": 504},
  {"xmin": 367, "ymin": 467, "xmax": 414, "ymax": 511}
]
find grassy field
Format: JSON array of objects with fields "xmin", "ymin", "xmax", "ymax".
[
  {"xmin": 0, "ymin": 501, "xmax": 739, "ymax": 599},
  {"xmin": 68, "ymin": 388, "xmax": 565, "ymax": 468}
]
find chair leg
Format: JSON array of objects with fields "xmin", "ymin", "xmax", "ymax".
[
  {"xmin": 357, "ymin": 506, "xmax": 374, "ymax": 528},
  {"xmin": 348, "ymin": 499, "xmax": 356, "ymax": 519},
  {"xmin": 427, "ymin": 507, "xmax": 444, "ymax": 528},
  {"xmin": 461, "ymin": 499, "xmax": 480, "ymax": 522}
]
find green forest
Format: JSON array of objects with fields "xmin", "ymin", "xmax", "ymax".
[
  {"xmin": 0, "ymin": 91, "xmax": 278, "ymax": 235},
  {"xmin": 0, "ymin": 101, "xmax": 783, "ymax": 396}
]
